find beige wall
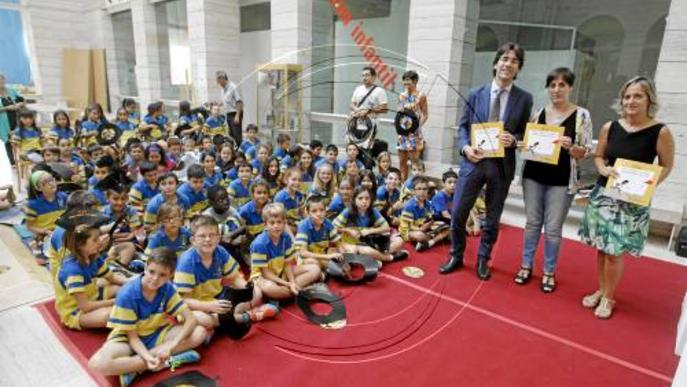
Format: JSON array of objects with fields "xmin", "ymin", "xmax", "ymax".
[
  {"xmin": 23, "ymin": 0, "xmax": 104, "ymax": 104},
  {"xmin": 654, "ymin": 0, "xmax": 687, "ymax": 216}
]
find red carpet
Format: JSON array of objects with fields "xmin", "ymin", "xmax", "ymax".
[{"xmin": 35, "ymin": 225, "xmax": 686, "ymax": 386}]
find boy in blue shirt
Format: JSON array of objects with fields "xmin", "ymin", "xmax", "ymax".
[
  {"xmin": 239, "ymin": 123, "xmax": 260, "ymax": 155},
  {"xmin": 115, "ymin": 107, "xmax": 137, "ymax": 147},
  {"xmin": 337, "ymin": 142, "xmax": 365, "ymax": 171},
  {"xmin": 431, "ymin": 169, "xmax": 457, "ymax": 223},
  {"xmin": 88, "ymin": 156, "xmax": 113, "ymax": 206},
  {"xmin": 374, "ymin": 167, "xmax": 403, "ymax": 227},
  {"xmin": 128, "ymin": 161, "xmax": 159, "ymax": 215},
  {"xmin": 310, "ymin": 139, "xmax": 324, "ymax": 165},
  {"xmin": 227, "ymin": 161, "xmax": 253, "ymax": 207},
  {"xmin": 97, "ymin": 173, "xmax": 140, "ymax": 270},
  {"xmin": 399, "ymin": 176, "xmax": 449, "ymax": 252},
  {"xmin": 177, "ymin": 164, "xmax": 209, "ymax": 218},
  {"xmin": 205, "ymin": 104, "xmax": 227, "ymax": 136},
  {"xmin": 295, "ymin": 196, "xmax": 343, "ymax": 269},
  {"xmin": 315, "ymin": 144, "xmax": 340, "ymax": 175},
  {"xmin": 251, "ymin": 203, "xmax": 321, "ymax": 300},
  {"xmin": 175, "ymin": 216, "xmax": 273, "ymax": 329},
  {"xmin": 273, "ymin": 133, "xmax": 291, "ymax": 161},
  {"xmin": 88, "ymin": 248, "xmax": 206, "ymax": 387}
]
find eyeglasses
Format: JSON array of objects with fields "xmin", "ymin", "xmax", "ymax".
[{"xmin": 415, "ymin": 187, "xmax": 428, "ymax": 191}]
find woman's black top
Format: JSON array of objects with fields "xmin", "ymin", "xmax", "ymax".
[
  {"xmin": 596, "ymin": 120, "xmax": 662, "ymax": 187},
  {"xmin": 522, "ymin": 109, "xmax": 576, "ymax": 187}
]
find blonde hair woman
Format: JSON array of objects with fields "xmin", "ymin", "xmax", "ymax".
[{"xmin": 579, "ymin": 76, "xmax": 674, "ymax": 319}]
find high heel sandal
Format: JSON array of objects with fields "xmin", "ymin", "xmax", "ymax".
[
  {"xmin": 513, "ymin": 266, "xmax": 532, "ymax": 285},
  {"xmin": 540, "ymin": 273, "xmax": 556, "ymax": 293}
]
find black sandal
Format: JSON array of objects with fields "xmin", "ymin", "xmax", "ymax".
[
  {"xmin": 541, "ymin": 273, "xmax": 556, "ymax": 293},
  {"xmin": 513, "ymin": 266, "xmax": 532, "ymax": 285}
]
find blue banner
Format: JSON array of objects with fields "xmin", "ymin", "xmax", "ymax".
[{"xmin": 0, "ymin": 9, "xmax": 32, "ymax": 85}]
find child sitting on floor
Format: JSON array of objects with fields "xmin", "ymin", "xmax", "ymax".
[
  {"xmin": 399, "ymin": 176, "xmax": 450, "ymax": 252},
  {"xmin": 273, "ymin": 133, "xmax": 291, "ymax": 161},
  {"xmin": 143, "ymin": 173, "xmax": 190, "ymax": 231},
  {"xmin": 88, "ymin": 248, "xmax": 206, "ymax": 387},
  {"xmin": 128, "ymin": 161, "xmax": 159, "ymax": 216},
  {"xmin": 203, "ymin": 185, "xmax": 246, "ymax": 262},
  {"xmin": 175, "ymin": 215, "xmax": 275, "ymax": 329},
  {"xmin": 327, "ymin": 177, "xmax": 353, "ymax": 219},
  {"xmin": 250, "ymin": 203, "xmax": 322, "ymax": 300},
  {"xmin": 334, "ymin": 186, "xmax": 408, "ymax": 264},
  {"xmin": 431, "ymin": 169, "xmax": 457, "ymax": 223},
  {"xmin": 205, "ymin": 104, "xmax": 227, "ymax": 136},
  {"xmin": 46, "ymin": 191, "xmax": 100, "ymax": 280},
  {"xmin": 238, "ymin": 181, "xmax": 270, "ymax": 248},
  {"xmin": 227, "ymin": 161, "xmax": 253, "ymax": 208},
  {"xmin": 23, "ymin": 170, "xmax": 68, "ymax": 258},
  {"xmin": 11, "ymin": 109, "xmax": 43, "ymax": 164},
  {"xmin": 240, "ymin": 123, "xmax": 261, "ymax": 157},
  {"xmin": 48, "ymin": 110, "xmax": 75, "ymax": 144},
  {"xmin": 296, "ymin": 196, "xmax": 344, "ymax": 270},
  {"xmin": 260, "ymin": 156, "xmax": 282, "ymax": 197},
  {"xmin": 115, "ymin": 107, "xmax": 137, "ymax": 147},
  {"xmin": 143, "ymin": 203, "xmax": 191, "ymax": 259},
  {"xmin": 308, "ymin": 163, "xmax": 337, "ymax": 207},
  {"xmin": 274, "ymin": 167, "xmax": 305, "ymax": 233},
  {"xmin": 97, "ymin": 174, "xmax": 140, "ymax": 270},
  {"xmin": 177, "ymin": 164, "xmax": 209, "ymax": 218},
  {"xmin": 54, "ymin": 209, "xmax": 127, "ymax": 330},
  {"xmin": 375, "ymin": 167, "xmax": 403, "ymax": 227}
]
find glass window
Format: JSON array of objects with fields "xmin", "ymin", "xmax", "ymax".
[
  {"xmin": 475, "ymin": 0, "xmax": 671, "ymax": 182},
  {"xmin": 240, "ymin": 2, "xmax": 270, "ymax": 33},
  {"xmin": 343, "ymin": 0, "xmax": 391, "ymax": 19},
  {"xmin": 0, "ymin": 8, "xmax": 32, "ymax": 85},
  {"xmin": 155, "ymin": 0, "xmax": 191, "ymax": 100},
  {"xmin": 111, "ymin": 10, "xmax": 137, "ymax": 97},
  {"xmin": 310, "ymin": 0, "xmax": 408, "ymax": 148},
  {"xmin": 475, "ymin": 0, "xmax": 671, "ymax": 134}
]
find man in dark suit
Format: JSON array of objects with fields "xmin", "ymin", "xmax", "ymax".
[{"xmin": 440, "ymin": 42, "xmax": 533, "ymax": 280}]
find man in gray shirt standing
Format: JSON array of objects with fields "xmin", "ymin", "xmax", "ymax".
[{"xmin": 216, "ymin": 70, "xmax": 244, "ymax": 144}]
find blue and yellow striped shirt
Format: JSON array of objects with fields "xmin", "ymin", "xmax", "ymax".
[
  {"xmin": 55, "ymin": 255, "xmax": 109, "ymax": 324},
  {"xmin": 249, "ymin": 231, "xmax": 296, "ymax": 280},
  {"xmin": 177, "ymin": 183, "xmax": 209, "ymax": 218},
  {"xmin": 174, "ymin": 246, "xmax": 241, "ymax": 302},
  {"xmin": 22, "ymin": 192, "xmax": 68, "ymax": 231},
  {"xmin": 274, "ymin": 189, "xmax": 304, "ymax": 224},
  {"xmin": 238, "ymin": 200, "xmax": 265, "ymax": 237},
  {"xmin": 107, "ymin": 276, "xmax": 187, "ymax": 349},
  {"xmin": 399, "ymin": 197, "xmax": 434, "ymax": 240},
  {"xmin": 295, "ymin": 217, "xmax": 340, "ymax": 254},
  {"xmin": 228, "ymin": 179, "xmax": 252, "ymax": 208}
]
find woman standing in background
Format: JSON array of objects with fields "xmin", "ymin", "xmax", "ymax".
[{"xmin": 0, "ymin": 72, "xmax": 25, "ymax": 166}]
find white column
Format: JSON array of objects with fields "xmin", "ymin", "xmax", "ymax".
[
  {"xmin": 130, "ymin": 0, "xmax": 163, "ymax": 108},
  {"xmin": 653, "ymin": 0, "xmax": 687, "ymax": 215},
  {"xmin": 271, "ymin": 0, "xmax": 313, "ymax": 143},
  {"xmin": 187, "ymin": 0, "xmax": 241, "ymax": 105},
  {"xmin": 406, "ymin": 0, "xmax": 479, "ymax": 164}
]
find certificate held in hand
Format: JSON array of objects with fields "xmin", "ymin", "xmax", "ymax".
[
  {"xmin": 522, "ymin": 123, "xmax": 564, "ymax": 165},
  {"xmin": 471, "ymin": 122, "xmax": 504, "ymax": 158},
  {"xmin": 604, "ymin": 158, "xmax": 663, "ymax": 207}
]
